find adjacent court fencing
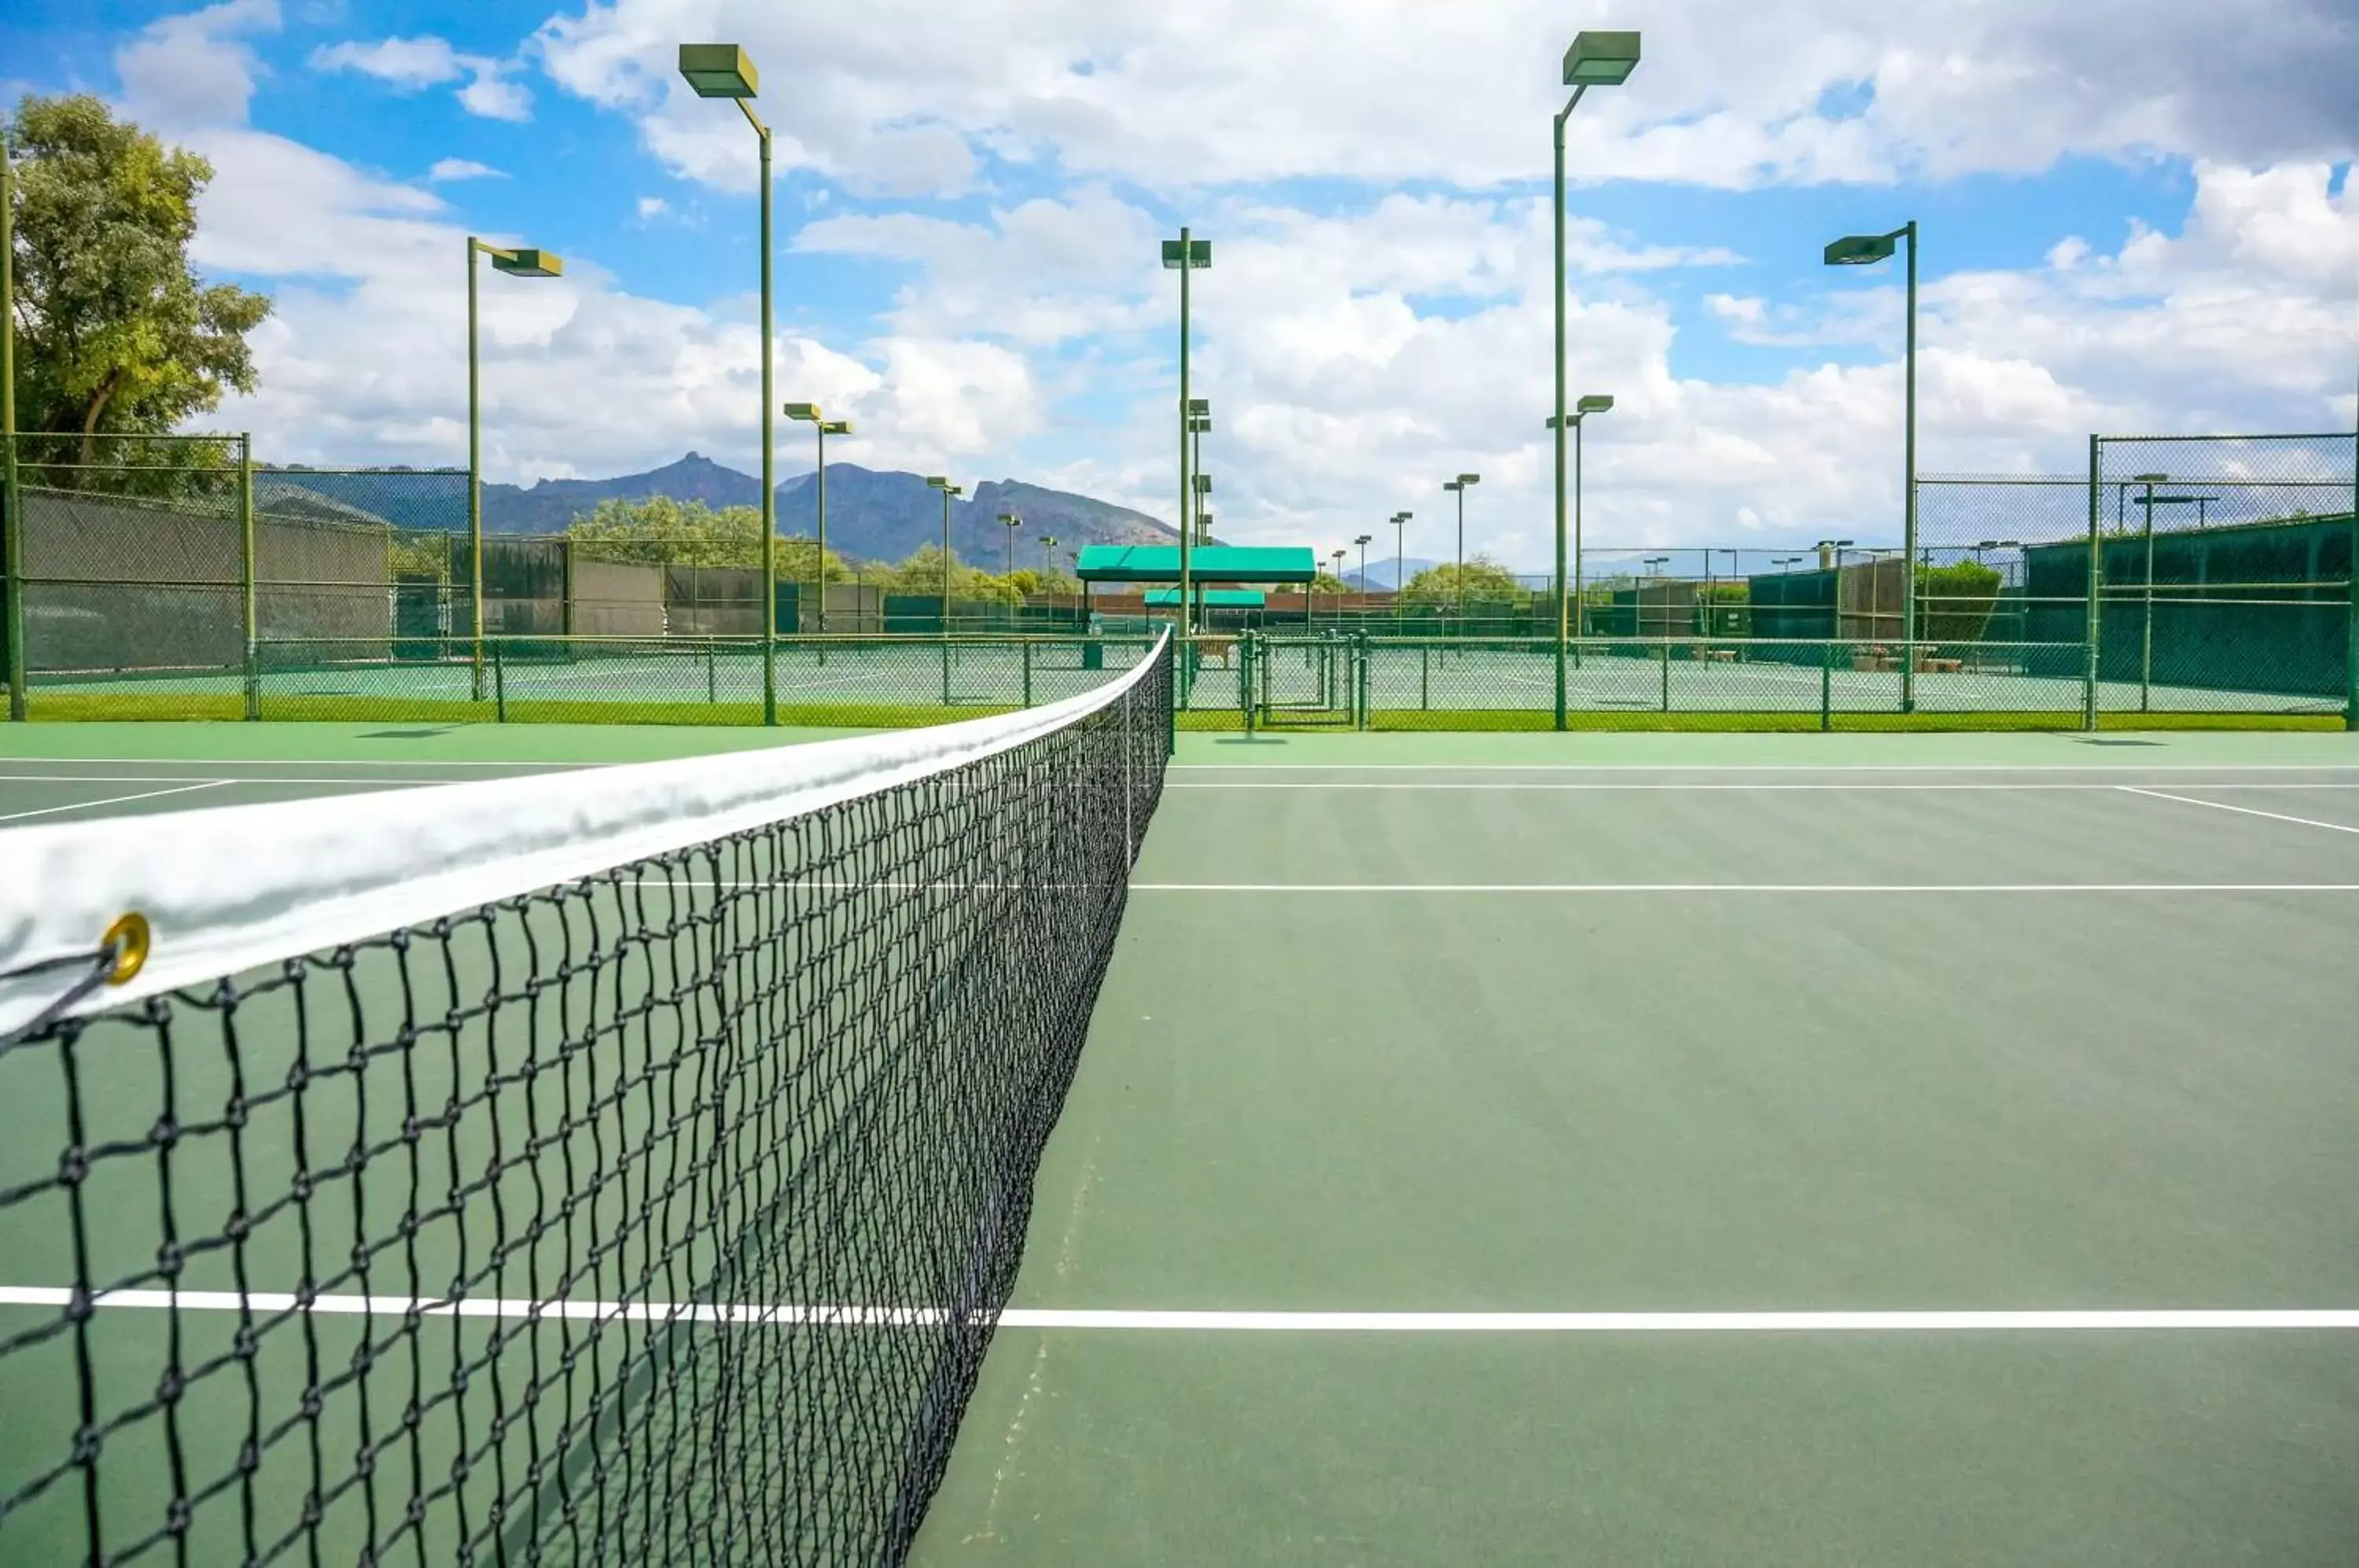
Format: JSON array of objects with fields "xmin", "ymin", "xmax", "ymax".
[{"xmin": 2, "ymin": 431, "xmax": 2353, "ymax": 729}]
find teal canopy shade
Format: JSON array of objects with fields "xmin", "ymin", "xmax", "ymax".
[
  {"xmin": 1076, "ymin": 546, "xmax": 1316, "ymax": 583},
  {"xmin": 1142, "ymin": 588, "xmax": 1267, "ymax": 607}
]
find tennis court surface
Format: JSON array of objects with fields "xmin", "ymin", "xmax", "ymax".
[{"xmin": 3, "ymin": 692, "xmax": 2357, "ymax": 1564}]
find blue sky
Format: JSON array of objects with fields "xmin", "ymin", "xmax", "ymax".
[{"xmin": 4, "ymin": 0, "xmax": 2354, "ymax": 568}]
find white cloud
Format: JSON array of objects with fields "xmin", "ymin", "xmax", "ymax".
[
  {"xmin": 533, "ymin": 0, "xmax": 2359, "ymax": 197},
  {"xmin": 636, "ymin": 196, "xmax": 668, "ymax": 219},
  {"xmin": 171, "ymin": 131, "xmax": 1043, "ymax": 480},
  {"xmin": 116, "ymin": 0, "xmax": 280, "ymax": 130},
  {"xmin": 310, "ymin": 35, "xmax": 462, "ymax": 89},
  {"xmin": 455, "ymin": 72, "xmax": 533, "ymax": 123},
  {"xmin": 311, "ymin": 33, "xmax": 533, "ymax": 120},
  {"xmin": 428, "ymin": 157, "xmax": 504, "ymax": 182}
]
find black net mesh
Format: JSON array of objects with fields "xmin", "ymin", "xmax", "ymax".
[{"xmin": 0, "ymin": 639, "xmax": 1172, "ymax": 1566}]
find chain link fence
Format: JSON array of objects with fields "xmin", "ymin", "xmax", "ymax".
[{"xmin": 6, "ymin": 432, "xmax": 2350, "ymax": 729}]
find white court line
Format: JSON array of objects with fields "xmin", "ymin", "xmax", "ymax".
[
  {"xmin": 536, "ymin": 879, "xmax": 2359, "ymax": 895},
  {"xmin": 1167, "ymin": 781, "xmax": 2359, "ymax": 793},
  {"xmin": 0, "ymin": 1290, "xmax": 2350, "ymax": 1334},
  {"xmin": 0, "ymin": 756, "xmax": 605, "ymax": 769},
  {"xmin": 1170, "ymin": 762, "xmax": 2359, "ymax": 772},
  {"xmin": 0, "ymin": 774, "xmax": 458, "ymax": 787},
  {"xmin": 1129, "ymin": 882, "xmax": 2359, "ymax": 893},
  {"xmin": 2117, "ymin": 786, "xmax": 2359, "ymax": 837},
  {"xmin": 0, "ymin": 781, "xmax": 231, "ymax": 824}
]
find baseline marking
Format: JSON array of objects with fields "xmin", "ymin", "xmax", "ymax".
[
  {"xmin": 0, "ymin": 1290, "xmax": 2350, "ymax": 1334},
  {"xmin": 1166, "ymin": 781, "xmax": 2359, "ymax": 793},
  {"xmin": 0, "ymin": 781, "xmax": 231, "ymax": 824},
  {"xmin": 1128, "ymin": 882, "xmax": 2359, "ymax": 894},
  {"xmin": 1169, "ymin": 762, "xmax": 2359, "ymax": 773},
  {"xmin": 2117, "ymin": 786, "xmax": 2359, "ymax": 838}
]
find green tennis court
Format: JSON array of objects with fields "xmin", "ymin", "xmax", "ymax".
[{"xmin": 3, "ymin": 720, "xmax": 2357, "ymax": 1563}]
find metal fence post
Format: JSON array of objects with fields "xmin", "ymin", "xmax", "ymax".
[
  {"xmin": 1240, "ymin": 631, "xmax": 1255, "ymax": 735},
  {"xmin": 2348, "ymin": 425, "xmax": 2358, "ymax": 731},
  {"xmin": 1820, "ymin": 640, "xmax": 1833, "ymax": 731},
  {"xmin": 240, "ymin": 435, "xmax": 259, "ymax": 720},
  {"xmin": 493, "ymin": 639, "xmax": 507, "ymax": 723},
  {"xmin": 1, "ymin": 430, "xmax": 21, "ymax": 722},
  {"xmin": 1356, "ymin": 631, "xmax": 1371, "ymax": 731},
  {"xmin": 2095, "ymin": 429, "xmax": 2114, "ymax": 726},
  {"xmin": 1022, "ymin": 638, "xmax": 1034, "ymax": 709},
  {"xmin": 1659, "ymin": 639, "xmax": 1671, "ymax": 712}
]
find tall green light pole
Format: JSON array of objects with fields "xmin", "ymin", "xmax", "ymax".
[
  {"xmin": 466, "ymin": 237, "xmax": 563, "ymax": 701},
  {"xmin": 1354, "ymin": 534, "xmax": 1372, "ymax": 594},
  {"xmin": 927, "ymin": 475, "xmax": 962, "ymax": 698},
  {"xmin": 1037, "ymin": 534, "xmax": 1057, "ymax": 581},
  {"xmin": 1545, "ymin": 393, "xmax": 1614, "ymax": 697},
  {"xmin": 999, "ymin": 511, "xmax": 1022, "ymax": 580},
  {"xmin": 1162, "ymin": 232, "xmax": 1212, "ymax": 645},
  {"xmin": 1825, "ymin": 219, "xmax": 1920, "ymax": 709},
  {"xmin": 1443, "ymin": 473, "xmax": 1480, "ymax": 628},
  {"xmin": 1390, "ymin": 512, "xmax": 1411, "ymax": 619},
  {"xmin": 2, "ymin": 132, "xmax": 21, "ymax": 721},
  {"xmin": 784, "ymin": 403, "xmax": 851, "ymax": 633},
  {"xmin": 1553, "ymin": 31, "xmax": 1640, "ymax": 723},
  {"xmin": 680, "ymin": 43, "xmax": 777, "ymax": 722}
]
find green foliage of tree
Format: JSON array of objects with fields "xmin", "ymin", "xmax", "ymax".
[
  {"xmin": 1399, "ymin": 558, "xmax": 1525, "ymax": 606},
  {"xmin": 1003, "ymin": 566, "xmax": 1077, "ymax": 597},
  {"xmin": 6, "ymin": 95, "xmax": 272, "ymax": 459},
  {"xmin": 1916, "ymin": 559, "xmax": 2004, "ymax": 642},
  {"xmin": 880, "ymin": 545, "xmax": 1025, "ymax": 604},
  {"xmin": 564, "ymin": 495, "xmax": 850, "ymax": 580},
  {"xmin": 1308, "ymin": 570, "xmax": 1349, "ymax": 594}
]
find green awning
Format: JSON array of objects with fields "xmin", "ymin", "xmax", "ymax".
[
  {"xmin": 1142, "ymin": 588, "xmax": 1266, "ymax": 607},
  {"xmin": 1076, "ymin": 545, "xmax": 1316, "ymax": 583}
]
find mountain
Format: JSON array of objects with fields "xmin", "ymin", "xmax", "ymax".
[
  {"xmin": 1345, "ymin": 556, "xmax": 1441, "ymax": 591},
  {"xmin": 459, "ymin": 453, "xmax": 1182, "ymax": 564},
  {"xmin": 480, "ymin": 452, "xmax": 763, "ymax": 532}
]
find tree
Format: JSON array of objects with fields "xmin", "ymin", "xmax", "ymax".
[
  {"xmin": 6, "ymin": 94, "xmax": 271, "ymax": 460},
  {"xmin": 881, "ymin": 545, "xmax": 1021, "ymax": 603},
  {"xmin": 1400, "ymin": 558, "xmax": 1524, "ymax": 606},
  {"xmin": 564, "ymin": 495, "xmax": 851, "ymax": 581},
  {"xmin": 1308, "ymin": 570, "xmax": 1349, "ymax": 594}
]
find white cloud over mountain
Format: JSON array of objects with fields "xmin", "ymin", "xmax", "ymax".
[{"xmin": 108, "ymin": 0, "xmax": 2359, "ymax": 562}]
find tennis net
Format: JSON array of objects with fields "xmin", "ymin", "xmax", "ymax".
[{"xmin": 0, "ymin": 632, "xmax": 1172, "ymax": 1566}]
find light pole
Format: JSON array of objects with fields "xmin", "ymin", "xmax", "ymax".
[
  {"xmin": 1038, "ymin": 534, "xmax": 1058, "ymax": 587},
  {"xmin": 2, "ymin": 131, "xmax": 20, "ymax": 720},
  {"xmin": 1825, "ymin": 219, "xmax": 1920, "ymax": 709},
  {"xmin": 1390, "ymin": 512, "xmax": 1411, "ymax": 619},
  {"xmin": 1162, "ymin": 231, "xmax": 1213, "ymax": 643},
  {"xmin": 466, "ymin": 237, "xmax": 563, "ymax": 701},
  {"xmin": 1330, "ymin": 550, "xmax": 1349, "ymax": 630},
  {"xmin": 1443, "ymin": 473, "xmax": 1480, "ymax": 628},
  {"xmin": 1553, "ymin": 31, "xmax": 1640, "ymax": 721},
  {"xmin": 784, "ymin": 403, "xmax": 851, "ymax": 634},
  {"xmin": 1354, "ymin": 534, "xmax": 1372, "ymax": 597},
  {"xmin": 1816, "ymin": 537, "xmax": 1855, "ymax": 643},
  {"xmin": 2127, "ymin": 477, "xmax": 2223, "ymax": 712},
  {"xmin": 1545, "ymin": 394, "xmax": 1614, "ymax": 688},
  {"xmin": 679, "ymin": 43, "xmax": 778, "ymax": 723},
  {"xmin": 1191, "ymin": 469, "xmax": 1213, "ymax": 628},
  {"xmin": 925, "ymin": 476, "xmax": 963, "ymax": 614},
  {"xmin": 999, "ymin": 512, "xmax": 1022, "ymax": 579},
  {"xmin": 927, "ymin": 475, "xmax": 962, "ymax": 701}
]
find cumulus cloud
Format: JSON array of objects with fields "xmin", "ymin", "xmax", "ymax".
[
  {"xmin": 311, "ymin": 34, "xmax": 534, "ymax": 120},
  {"xmin": 532, "ymin": 0, "xmax": 2359, "ymax": 194},
  {"xmin": 116, "ymin": 0, "xmax": 281, "ymax": 130}
]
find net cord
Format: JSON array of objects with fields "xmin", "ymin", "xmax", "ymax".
[{"xmin": 0, "ymin": 631, "xmax": 1170, "ymax": 1034}]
